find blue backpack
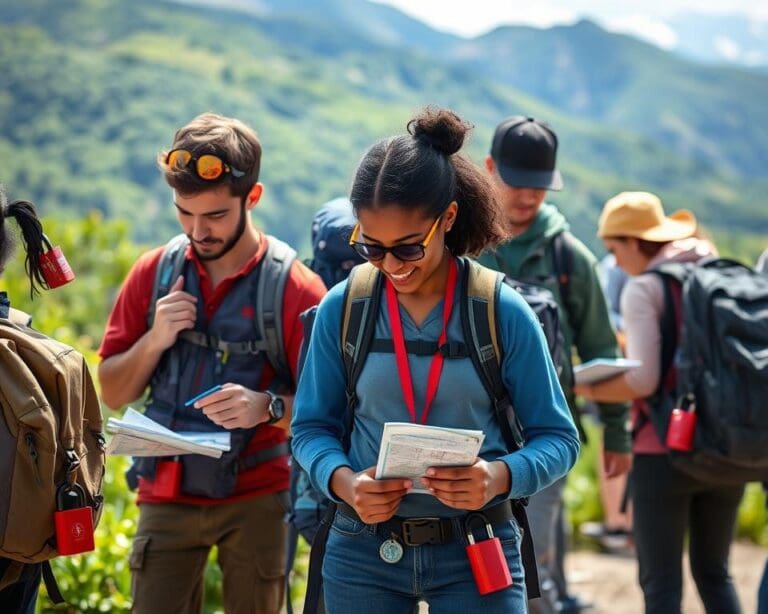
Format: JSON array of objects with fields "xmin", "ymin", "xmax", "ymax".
[{"xmin": 307, "ymin": 197, "xmax": 365, "ymax": 289}]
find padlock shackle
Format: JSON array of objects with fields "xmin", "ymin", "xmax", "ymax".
[
  {"xmin": 56, "ymin": 481, "xmax": 87, "ymax": 510},
  {"xmin": 464, "ymin": 511, "xmax": 495, "ymax": 544}
]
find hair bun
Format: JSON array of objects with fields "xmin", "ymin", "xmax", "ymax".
[{"xmin": 407, "ymin": 107, "xmax": 470, "ymax": 156}]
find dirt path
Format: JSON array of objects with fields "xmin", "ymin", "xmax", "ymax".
[{"xmin": 566, "ymin": 540, "xmax": 765, "ymax": 613}]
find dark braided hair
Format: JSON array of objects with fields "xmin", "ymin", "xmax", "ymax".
[{"xmin": 0, "ymin": 187, "xmax": 49, "ymax": 297}]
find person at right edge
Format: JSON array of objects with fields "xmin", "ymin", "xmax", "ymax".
[
  {"xmin": 576, "ymin": 192, "xmax": 743, "ymax": 614},
  {"xmin": 478, "ymin": 117, "xmax": 632, "ymax": 614}
]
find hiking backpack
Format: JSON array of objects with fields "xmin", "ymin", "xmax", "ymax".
[
  {"xmin": 486, "ymin": 230, "xmax": 574, "ymax": 381},
  {"xmin": 0, "ymin": 306, "xmax": 105, "ymax": 602},
  {"xmin": 644, "ymin": 258, "xmax": 768, "ymax": 485},
  {"xmin": 147, "ymin": 233, "xmax": 297, "ymax": 384},
  {"xmin": 295, "ymin": 257, "xmax": 561, "ymax": 613},
  {"xmin": 307, "ymin": 197, "xmax": 365, "ymax": 290}
]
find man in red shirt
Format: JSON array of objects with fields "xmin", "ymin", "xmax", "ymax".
[{"xmin": 98, "ymin": 112, "xmax": 326, "ymax": 614}]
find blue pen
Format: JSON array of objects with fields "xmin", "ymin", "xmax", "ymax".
[{"xmin": 184, "ymin": 384, "xmax": 223, "ymax": 407}]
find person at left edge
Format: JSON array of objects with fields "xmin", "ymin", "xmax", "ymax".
[{"xmin": 97, "ymin": 112, "xmax": 326, "ymax": 614}]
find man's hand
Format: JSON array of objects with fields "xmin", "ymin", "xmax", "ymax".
[
  {"xmin": 603, "ymin": 450, "xmax": 632, "ymax": 478},
  {"xmin": 331, "ymin": 466, "xmax": 411, "ymax": 524},
  {"xmin": 193, "ymin": 383, "xmax": 271, "ymax": 429},
  {"xmin": 149, "ymin": 276, "xmax": 197, "ymax": 352},
  {"xmin": 421, "ymin": 459, "xmax": 510, "ymax": 510}
]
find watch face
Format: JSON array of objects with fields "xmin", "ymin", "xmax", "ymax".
[{"xmin": 269, "ymin": 395, "xmax": 285, "ymax": 422}]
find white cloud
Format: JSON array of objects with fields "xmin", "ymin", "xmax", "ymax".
[
  {"xmin": 714, "ymin": 35, "xmax": 742, "ymax": 61},
  {"xmin": 604, "ymin": 15, "xmax": 679, "ymax": 49}
]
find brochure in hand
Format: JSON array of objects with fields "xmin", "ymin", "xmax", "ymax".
[
  {"xmin": 106, "ymin": 407, "xmax": 231, "ymax": 458},
  {"xmin": 375, "ymin": 422, "xmax": 485, "ymax": 493},
  {"xmin": 573, "ymin": 358, "xmax": 642, "ymax": 385}
]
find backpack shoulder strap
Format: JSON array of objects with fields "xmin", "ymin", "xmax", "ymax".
[
  {"xmin": 147, "ymin": 233, "xmax": 190, "ymax": 328},
  {"xmin": 551, "ymin": 230, "xmax": 574, "ymax": 305},
  {"xmin": 460, "ymin": 258, "xmax": 523, "ymax": 452},
  {"xmin": 256, "ymin": 235, "xmax": 297, "ymax": 386},
  {"xmin": 643, "ymin": 264, "xmax": 688, "ymax": 396},
  {"xmin": 340, "ymin": 262, "xmax": 382, "ymax": 415},
  {"xmin": 8, "ymin": 307, "xmax": 32, "ymax": 328}
]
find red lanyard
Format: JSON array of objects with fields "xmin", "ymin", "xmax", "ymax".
[{"xmin": 385, "ymin": 258, "xmax": 458, "ymax": 424}]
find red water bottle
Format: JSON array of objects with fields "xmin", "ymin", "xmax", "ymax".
[
  {"xmin": 666, "ymin": 393, "xmax": 697, "ymax": 452},
  {"xmin": 465, "ymin": 515, "xmax": 512, "ymax": 595}
]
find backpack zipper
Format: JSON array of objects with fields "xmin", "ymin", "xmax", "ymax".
[{"xmin": 25, "ymin": 433, "xmax": 43, "ymax": 486}]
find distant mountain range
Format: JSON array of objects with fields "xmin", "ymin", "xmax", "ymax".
[{"xmin": 0, "ymin": 0, "xmax": 765, "ymax": 258}]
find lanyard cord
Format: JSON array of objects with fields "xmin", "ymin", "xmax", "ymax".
[{"xmin": 385, "ymin": 258, "xmax": 458, "ymax": 424}]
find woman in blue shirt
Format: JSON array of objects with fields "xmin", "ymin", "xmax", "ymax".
[{"xmin": 291, "ymin": 107, "xmax": 579, "ymax": 613}]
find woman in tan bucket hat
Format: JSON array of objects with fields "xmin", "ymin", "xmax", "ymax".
[{"xmin": 577, "ymin": 191, "xmax": 744, "ymax": 614}]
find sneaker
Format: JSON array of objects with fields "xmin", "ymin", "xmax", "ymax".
[{"xmin": 579, "ymin": 521, "xmax": 633, "ymax": 551}]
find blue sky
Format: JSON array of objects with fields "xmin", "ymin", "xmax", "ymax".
[{"xmin": 374, "ymin": 1, "xmax": 766, "ymax": 49}]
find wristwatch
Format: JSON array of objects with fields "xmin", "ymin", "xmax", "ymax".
[{"xmin": 265, "ymin": 391, "xmax": 285, "ymax": 425}]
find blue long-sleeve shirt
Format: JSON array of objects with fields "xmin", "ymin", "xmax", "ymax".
[{"xmin": 291, "ymin": 259, "xmax": 579, "ymax": 517}]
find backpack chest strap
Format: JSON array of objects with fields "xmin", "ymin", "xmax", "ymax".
[
  {"xmin": 178, "ymin": 330, "xmax": 271, "ymax": 356},
  {"xmin": 369, "ymin": 338, "xmax": 469, "ymax": 358}
]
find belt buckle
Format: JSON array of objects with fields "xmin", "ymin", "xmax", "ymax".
[{"xmin": 400, "ymin": 517, "xmax": 443, "ymax": 546}]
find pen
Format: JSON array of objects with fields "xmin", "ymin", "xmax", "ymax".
[{"xmin": 184, "ymin": 384, "xmax": 223, "ymax": 407}]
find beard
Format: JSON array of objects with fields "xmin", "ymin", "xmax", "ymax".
[{"xmin": 191, "ymin": 201, "xmax": 247, "ymax": 261}]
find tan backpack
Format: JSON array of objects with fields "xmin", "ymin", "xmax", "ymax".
[{"xmin": 0, "ymin": 309, "xmax": 105, "ymax": 596}]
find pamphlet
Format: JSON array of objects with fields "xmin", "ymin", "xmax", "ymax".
[
  {"xmin": 573, "ymin": 358, "xmax": 642, "ymax": 385},
  {"xmin": 106, "ymin": 407, "xmax": 231, "ymax": 459},
  {"xmin": 375, "ymin": 422, "xmax": 485, "ymax": 493}
]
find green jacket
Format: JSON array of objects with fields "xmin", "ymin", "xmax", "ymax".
[{"xmin": 478, "ymin": 203, "xmax": 631, "ymax": 453}]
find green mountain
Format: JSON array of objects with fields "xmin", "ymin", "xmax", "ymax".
[{"xmin": 0, "ymin": 0, "xmax": 765, "ymax": 260}]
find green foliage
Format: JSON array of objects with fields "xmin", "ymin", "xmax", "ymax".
[{"xmin": 0, "ymin": 0, "xmax": 765, "ymax": 263}]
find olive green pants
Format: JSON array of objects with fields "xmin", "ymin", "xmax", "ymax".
[{"xmin": 129, "ymin": 493, "xmax": 288, "ymax": 614}]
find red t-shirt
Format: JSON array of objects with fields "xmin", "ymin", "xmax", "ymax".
[{"xmin": 99, "ymin": 233, "xmax": 326, "ymax": 505}]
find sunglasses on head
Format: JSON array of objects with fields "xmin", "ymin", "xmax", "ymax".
[
  {"xmin": 165, "ymin": 149, "xmax": 246, "ymax": 181},
  {"xmin": 348, "ymin": 215, "xmax": 442, "ymax": 262}
]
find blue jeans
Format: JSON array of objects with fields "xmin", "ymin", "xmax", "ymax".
[{"xmin": 322, "ymin": 509, "xmax": 528, "ymax": 613}]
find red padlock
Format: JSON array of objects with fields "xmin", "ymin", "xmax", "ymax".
[
  {"xmin": 465, "ymin": 515, "xmax": 512, "ymax": 595},
  {"xmin": 152, "ymin": 458, "xmax": 182, "ymax": 499},
  {"xmin": 54, "ymin": 483, "xmax": 95, "ymax": 556},
  {"xmin": 39, "ymin": 237, "xmax": 75, "ymax": 289},
  {"xmin": 666, "ymin": 394, "xmax": 697, "ymax": 452}
]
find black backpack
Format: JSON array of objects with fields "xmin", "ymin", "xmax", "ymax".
[
  {"xmin": 486, "ymin": 230, "xmax": 574, "ymax": 383},
  {"xmin": 296, "ymin": 258, "xmax": 564, "ymax": 613},
  {"xmin": 645, "ymin": 258, "xmax": 768, "ymax": 484}
]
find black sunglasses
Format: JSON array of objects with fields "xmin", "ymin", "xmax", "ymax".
[
  {"xmin": 348, "ymin": 216, "xmax": 442, "ymax": 262},
  {"xmin": 165, "ymin": 149, "xmax": 246, "ymax": 181}
]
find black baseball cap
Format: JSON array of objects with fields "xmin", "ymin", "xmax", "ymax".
[{"xmin": 490, "ymin": 116, "xmax": 563, "ymax": 191}]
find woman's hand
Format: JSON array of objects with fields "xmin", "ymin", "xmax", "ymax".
[
  {"xmin": 573, "ymin": 382, "xmax": 594, "ymax": 399},
  {"xmin": 330, "ymin": 466, "xmax": 411, "ymax": 524},
  {"xmin": 421, "ymin": 458, "xmax": 510, "ymax": 510}
]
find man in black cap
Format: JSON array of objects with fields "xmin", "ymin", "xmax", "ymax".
[{"xmin": 479, "ymin": 117, "xmax": 631, "ymax": 614}]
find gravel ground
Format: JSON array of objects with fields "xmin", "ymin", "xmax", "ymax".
[{"xmin": 565, "ymin": 540, "xmax": 765, "ymax": 613}]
